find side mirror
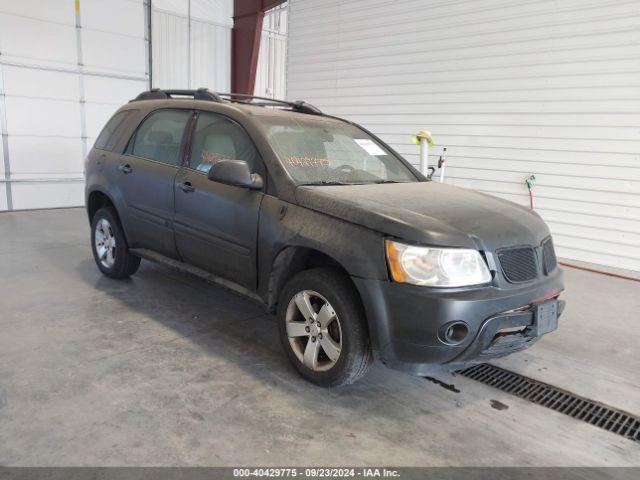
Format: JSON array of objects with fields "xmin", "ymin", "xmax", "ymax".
[{"xmin": 207, "ymin": 159, "xmax": 263, "ymax": 190}]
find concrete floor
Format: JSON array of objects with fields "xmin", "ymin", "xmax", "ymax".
[{"xmin": 0, "ymin": 208, "xmax": 638, "ymax": 466}]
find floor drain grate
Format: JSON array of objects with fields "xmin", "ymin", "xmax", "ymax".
[{"xmin": 458, "ymin": 363, "xmax": 640, "ymax": 443}]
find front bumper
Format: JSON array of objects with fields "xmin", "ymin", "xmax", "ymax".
[{"xmin": 352, "ymin": 268, "xmax": 564, "ymax": 376}]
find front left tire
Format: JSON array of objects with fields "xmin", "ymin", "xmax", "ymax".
[
  {"xmin": 90, "ymin": 206, "xmax": 141, "ymax": 279},
  {"xmin": 277, "ymin": 268, "xmax": 373, "ymax": 387}
]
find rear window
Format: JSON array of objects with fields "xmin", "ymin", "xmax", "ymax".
[{"xmin": 94, "ymin": 110, "xmax": 136, "ymax": 152}]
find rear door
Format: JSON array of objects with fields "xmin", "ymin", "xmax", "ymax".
[
  {"xmin": 118, "ymin": 108, "xmax": 192, "ymax": 258},
  {"xmin": 173, "ymin": 111, "xmax": 264, "ymax": 289}
]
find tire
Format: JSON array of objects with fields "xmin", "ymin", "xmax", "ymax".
[
  {"xmin": 90, "ymin": 206, "xmax": 141, "ymax": 279},
  {"xmin": 277, "ymin": 268, "xmax": 373, "ymax": 387}
]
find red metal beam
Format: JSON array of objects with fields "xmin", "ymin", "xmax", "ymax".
[{"xmin": 232, "ymin": 0, "xmax": 286, "ymax": 95}]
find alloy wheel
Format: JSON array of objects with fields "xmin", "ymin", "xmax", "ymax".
[
  {"xmin": 285, "ymin": 290, "xmax": 342, "ymax": 372},
  {"xmin": 94, "ymin": 218, "xmax": 116, "ymax": 268}
]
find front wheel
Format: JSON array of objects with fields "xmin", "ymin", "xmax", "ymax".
[
  {"xmin": 90, "ymin": 206, "xmax": 140, "ymax": 279},
  {"xmin": 277, "ymin": 268, "xmax": 372, "ymax": 387}
]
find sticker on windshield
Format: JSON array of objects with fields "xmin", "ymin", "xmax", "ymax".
[{"xmin": 354, "ymin": 139, "xmax": 386, "ymax": 156}]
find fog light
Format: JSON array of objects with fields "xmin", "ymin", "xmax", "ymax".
[{"xmin": 439, "ymin": 321, "xmax": 469, "ymax": 345}]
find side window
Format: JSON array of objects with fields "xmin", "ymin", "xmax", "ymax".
[
  {"xmin": 188, "ymin": 112, "xmax": 262, "ymax": 174},
  {"xmin": 94, "ymin": 110, "xmax": 135, "ymax": 152},
  {"xmin": 130, "ymin": 109, "xmax": 191, "ymax": 165}
]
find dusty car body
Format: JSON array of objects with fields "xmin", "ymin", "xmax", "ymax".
[{"xmin": 85, "ymin": 89, "xmax": 564, "ymax": 386}]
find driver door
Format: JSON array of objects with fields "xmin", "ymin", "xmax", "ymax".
[{"xmin": 173, "ymin": 111, "xmax": 264, "ymax": 289}]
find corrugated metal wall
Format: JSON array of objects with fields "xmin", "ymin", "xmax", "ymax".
[
  {"xmin": 254, "ymin": 3, "xmax": 288, "ymax": 99},
  {"xmin": 0, "ymin": 0, "xmax": 148, "ymax": 211},
  {"xmin": 286, "ymin": 0, "xmax": 640, "ymax": 272},
  {"xmin": 151, "ymin": 0, "xmax": 232, "ymax": 91}
]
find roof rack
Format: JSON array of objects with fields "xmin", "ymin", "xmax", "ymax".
[
  {"xmin": 132, "ymin": 88, "xmax": 223, "ymax": 102},
  {"xmin": 216, "ymin": 93, "xmax": 323, "ymax": 115},
  {"xmin": 130, "ymin": 89, "xmax": 322, "ymax": 115}
]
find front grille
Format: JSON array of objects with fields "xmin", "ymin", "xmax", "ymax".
[
  {"xmin": 497, "ymin": 246, "xmax": 538, "ymax": 283},
  {"xmin": 542, "ymin": 237, "xmax": 558, "ymax": 274}
]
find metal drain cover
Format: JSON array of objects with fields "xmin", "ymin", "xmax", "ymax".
[{"xmin": 458, "ymin": 363, "xmax": 640, "ymax": 443}]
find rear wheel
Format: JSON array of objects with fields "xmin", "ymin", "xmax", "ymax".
[
  {"xmin": 278, "ymin": 268, "xmax": 372, "ymax": 387},
  {"xmin": 91, "ymin": 207, "xmax": 140, "ymax": 279}
]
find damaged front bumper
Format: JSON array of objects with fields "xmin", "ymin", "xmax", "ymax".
[
  {"xmin": 352, "ymin": 268, "xmax": 564, "ymax": 376},
  {"xmin": 445, "ymin": 298, "xmax": 565, "ymax": 368}
]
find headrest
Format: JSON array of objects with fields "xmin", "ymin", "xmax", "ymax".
[{"xmin": 203, "ymin": 134, "xmax": 236, "ymax": 159}]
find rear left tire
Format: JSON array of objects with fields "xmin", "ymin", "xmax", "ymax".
[{"xmin": 91, "ymin": 206, "xmax": 140, "ymax": 279}]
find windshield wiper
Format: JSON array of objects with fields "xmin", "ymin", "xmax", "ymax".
[
  {"xmin": 301, "ymin": 180, "xmax": 359, "ymax": 186},
  {"xmin": 301, "ymin": 180, "xmax": 407, "ymax": 186}
]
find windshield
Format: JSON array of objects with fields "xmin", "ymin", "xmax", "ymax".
[{"xmin": 255, "ymin": 115, "xmax": 419, "ymax": 185}]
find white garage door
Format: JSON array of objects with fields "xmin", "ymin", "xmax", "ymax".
[
  {"xmin": 286, "ymin": 0, "xmax": 640, "ymax": 272},
  {"xmin": 0, "ymin": 0, "xmax": 148, "ymax": 211}
]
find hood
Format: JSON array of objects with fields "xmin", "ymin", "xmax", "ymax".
[{"xmin": 295, "ymin": 182, "xmax": 550, "ymax": 251}]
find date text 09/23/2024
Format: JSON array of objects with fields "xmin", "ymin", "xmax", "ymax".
[{"xmin": 233, "ymin": 468, "xmax": 400, "ymax": 478}]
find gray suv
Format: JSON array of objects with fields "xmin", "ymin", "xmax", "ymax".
[{"xmin": 85, "ymin": 88, "xmax": 564, "ymax": 386}]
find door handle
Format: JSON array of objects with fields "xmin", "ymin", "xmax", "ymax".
[
  {"xmin": 179, "ymin": 181, "xmax": 195, "ymax": 193},
  {"xmin": 119, "ymin": 163, "xmax": 132, "ymax": 174}
]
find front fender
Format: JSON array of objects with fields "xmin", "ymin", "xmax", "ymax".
[
  {"xmin": 257, "ymin": 195, "xmax": 390, "ymax": 348},
  {"xmin": 258, "ymin": 196, "xmax": 388, "ymax": 293}
]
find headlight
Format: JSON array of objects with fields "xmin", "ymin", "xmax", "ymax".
[{"xmin": 385, "ymin": 240, "xmax": 491, "ymax": 287}]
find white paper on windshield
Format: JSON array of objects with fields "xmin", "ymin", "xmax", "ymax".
[{"xmin": 354, "ymin": 139, "xmax": 386, "ymax": 156}]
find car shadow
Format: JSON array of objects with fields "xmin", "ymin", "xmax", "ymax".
[{"xmin": 75, "ymin": 256, "xmax": 466, "ymax": 418}]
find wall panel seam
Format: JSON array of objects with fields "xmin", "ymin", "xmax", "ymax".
[
  {"xmin": 75, "ymin": 0, "xmax": 88, "ymax": 159},
  {"xmin": 0, "ymin": 60, "xmax": 147, "ymax": 82},
  {"xmin": 0, "ymin": 62, "xmax": 13, "ymax": 210}
]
